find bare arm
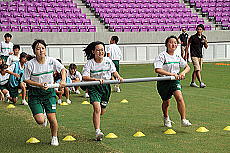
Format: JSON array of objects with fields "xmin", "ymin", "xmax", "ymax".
[
  {"xmin": 24, "ymin": 79, "xmax": 45, "ymax": 89},
  {"xmin": 6, "ymin": 70, "xmax": 20, "ymax": 78},
  {"xmin": 107, "ymin": 53, "xmax": 111, "ymax": 57},
  {"xmin": 83, "ymin": 76, "xmax": 104, "ymax": 84},
  {"xmin": 113, "ymin": 71, "xmax": 123, "ymax": 81},
  {"xmin": 59, "ymin": 68, "xmax": 66, "ymax": 88},
  {"xmin": 203, "ymin": 38, "xmax": 208, "ymax": 49}
]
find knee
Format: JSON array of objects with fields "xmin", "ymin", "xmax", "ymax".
[
  {"xmin": 94, "ymin": 107, "xmax": 101, "ymax": 114},
  {"xmin": 162, "ymin": 100, "xmax": 170, "ymax": 107}
]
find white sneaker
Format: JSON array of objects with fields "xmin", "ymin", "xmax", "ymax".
[
  {"xmin": 75, "ymin": 90, "xmax": 81, "ymax": 94},
  {"xmin": 181, "ymin": 119, "xmax": 192, "ymax": 127},
  {"xmin": 163, "ymin": 116, "xmax": 174, "ymax": 128},
  {"xmin": 95, "ymin": 131, "xmax": 104, "ymax": 141},
  {"xmin": 84, "ymin": 92, "xmax": 89, "ymax": 98},
  {"xmin": 43, "ymin": 113, "xmax": 48, "ymax": 127},
  {"xmin": 190, "ymin": 82, "xmax": 199, "ymax": 88},
  {"xmin": 22, "ymin": 99, "xmax": 28, "ymax": 105},
  {"xmin": 114, "ymin": 86, "xmax": 121, "ymax": 93},
  {"xmin": 66, "ymin": 99, "xmax": 72, "ymax": 104},
  {"xmin": 51, "ymin": 136, "xmax": 59, "ymax": 146},
  {"xmin": 57, "ymin": 99, "xmax": 62, "ymax": 104},
  {"xmin": 200, "ymin": 82, "xmax": 206, "ymax": 88}
]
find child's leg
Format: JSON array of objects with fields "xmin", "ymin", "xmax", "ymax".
[
  {"xmin": 92, "ymin": 102, "xmax": 101, "ymax": 130},
  {"xmin": 173, "ymin": 90, "xmax": 186, "ymax": 119},
  {"xmin": 33, "ymin": 113, "xmax": 47, "ymax": 125},
  {"xmin": 47, "ymin": 113, "xmax": 58, "ymax": 137},
  {"xmin": 64, "ymin": 87, "xmax": 70, "ymax": 99},
  {"xmin": 20, "ymin": 82, "xmax": 27, "ymax": 101},
  {"xmin": 162, "ymin": 99, "xmax": 170, "ymax": 118}
]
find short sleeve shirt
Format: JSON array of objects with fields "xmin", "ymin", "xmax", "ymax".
[
  {"xmin": 0, "ymin": 41, "xmax": 13, "ymax": 56},
  {"xmin": 6, "ymin": 55, "xmax": 19, "ymax": 65},
  {"xmin": 189, "ymin": 33, "xmax": 206, "ymax": 58},
  {"xmin": 178, "ymin": 33, "xmax": 189, "ymax": 46},
  {"xmin": 24, "ymin": 56, "xmax": 65, "ymax": 87},
  {"xmin": 107, "ymin": 44, "xmax": 122, "ymax": 60},
  {"xmin": 154, "ymin": 51, "xmax": 187, "ymax": 77},
  {"xmin": 0, "ymin": 73, "xmax": 10, "ymax": 85},
  {"xmin": 67, "ymin": 70, "xmax": 82, "ymax": 81},
  {"xmin": 82, "ymin": 57, "xmax": 116, "ymax": 80}
]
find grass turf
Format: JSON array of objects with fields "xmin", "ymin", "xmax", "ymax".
[{"xmin": 0, "ymin": 63, "xmax": 230, "ymax": 153}]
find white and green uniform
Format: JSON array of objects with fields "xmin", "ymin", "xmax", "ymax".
[
  {"xmin": 24, "ymin": 56, "xmax": 65, "ymax": 115},
  {"xmin": 67, "ymin": 70, "xmax": 82, "ymax": 81},
  {"xmin": 0, "ymin": 73, "xmax": 9, "ymax": 89},
  {"xmin": 6, "ymin": 54, "xmax": 19, "ymax": 66},
  {"xmin": 154, "ymin": 51, "xmax": 187, "ymax": 100},
  {"xmin": 82, "ymin": 57, "xmax": 116, "ymax": 108},
  {"xmin": 0, "ymin": 41, "xmax": 13, "ymax": 61},
  {"xmin": 107, "ymin": 44, "xmax": 122, "ymax": 73}
]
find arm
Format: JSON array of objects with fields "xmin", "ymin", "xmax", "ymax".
[
  {"xmin": 6, "ymin": 70, "xmax": 20, "ymax": 78},
  {"xmin": 179, "ymin": 64, "xmax": 190, "ymax": 79},
  {"xmin": 107, "ymin": 53, "xmax": 111, "ymax": 57},
  {"xmin": 113, "ymin": 71, "xmax": 123, "ymax": 81},
  {"xmin": 82, "ymin": 76, "xmax": 104, "ymax": 84},
  {"xmin": 59, "ymin": 68, "xmax": 66, "ymax": 88},
  {"xmin": 185, "ymin": 40, "xmax": 191, "ymax": 59},
  {"xmin": 203, "ymin": 38, "xmax": 208, "ymax": 49}
]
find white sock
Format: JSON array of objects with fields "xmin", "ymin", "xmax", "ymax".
[{"xmin": 95, "ymin": 129, "xmax": 101, "ymax": 134}]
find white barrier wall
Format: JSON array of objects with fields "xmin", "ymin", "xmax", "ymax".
[{"xmin": 21, "ymin": 42, "xmax": 230, "ymax": 65}]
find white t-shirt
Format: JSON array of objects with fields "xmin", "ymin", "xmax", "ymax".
[
  {"xmin": 154, "ymin": 51, "xmax": 187, "ymax": 77},
  {"xmin": 82, "ymin": 57, "xmax": 116, "ymax": 80},
  {"xmin": 6, "ymin": 54, "xmax": 19, "ymax": 65},
  {"xmin": 0, "ymin": 41, "xmax": 13, "ymax": 56},
  {"xmin": 24, "ymin": 56, "xmax": 65, "ymax": 87},
  {"xmin": 0, "ymin": 73, "xmax": 10, "ymax": 85},
  {"xmin": 67, "ymin": 70, "xmax": 82, "ymax": 81},
  {"xmin": 107, "ymin": 44, "xmax": 122, "ymax": 60}
]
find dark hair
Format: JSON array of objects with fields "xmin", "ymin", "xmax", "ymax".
[
  {"xmin": 111, "ymin": 36, "xmax": 119, "ymax": 44},
  {"xmin": 0, "ymin": 64, "xmax": 8, "ymax": 70},
  {"xmin": 165, "ymin": 35, "xmax": 179, "ymax": 47},
  {"xmin": 31, "ymin": 39, "xmax": 47, "ymax": 53},
  {"xmin": 4, "ymin": 33, "xmax": 12, "ymax": 38},
  {"xmin": 13, "ymin": 45, "xmax": 20, "ymax": 50},
  {"xmin": 196, "ymin": 24, "xmax": 205, "ymax": 31},
  {"xmin": 56, "ymin": 59, "xmax": 62, "ymax": 64},
  {"xmin": 69, "ymin": 63, "xmax": 76, "ymax": 70},
  {"xmin": 20, "ymin": 52, "xmax": 27, "ymax": 59},
  {"xmin": 26, "ymin": 54, "xmax": 35, "ymax": 61},
  {"xmin": 83, "ymin": 41, "xmax": 105, "ymax": 60}
]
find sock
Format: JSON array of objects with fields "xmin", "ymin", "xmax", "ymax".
[{"xmin": 96, "ymin": 129, "xmax": 101, "ymax": 134}]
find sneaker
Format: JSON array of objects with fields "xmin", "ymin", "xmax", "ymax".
[
  {"xmin": 66, "ymin": 99, "xmax": 72, "ymax": 104},
  {"xmin": 163, "ymin": 116, "xmax": 174, "ymax": 128},
  {"xmin": 75, "ymin": 90, "xmax": 81, "ymax": 94},
  {"xmin": 95, "ymin": 131, "xmax": 104, "ymax": 141},
  {"xmin": 190, "ymin": 82, "xmax": 199, "ymax": 88},
  {"xmin": 51, "ymin": 136, "xmax": 59, "ymax": 146},
  {"xmin": 43, "ymin": 113, "xmax": 48, "ymax": 127},
  {"xmin": 181, "ymin": 119, "xmax": 192, "ymax": 127},
  {"xmin": 84, "ymin": 92, "xmax": 89, "ymax": 98},
  {"xmin": 57, "ymin": 99, "xmax": 62, "ymax": 104},
  {"xmin": 200, "ymin": 82, "xmax": 206, "ymax": 88},
  {"xmin": 22, "ymin": 99, "xmax": 28, "ymax": 105},
  {"xmin": 114, "ymin": 86, "xmax": 121, "ymax": 93}
]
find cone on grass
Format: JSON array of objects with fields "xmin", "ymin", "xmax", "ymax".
[
  {"xmin": 60, "ymin": 102, "xmax": 69, "ymax": 106},
  {"xmin": 133, "ymin": 131, "xmax": 145, "ymax": 137},
  {"xmin": 7, "ymin": 104, "xmax": 15, "ymax": 109},
  {"xmin": 223, "ymin": 126, "xmax": 230, "ymax": 131},
  {"xmin": 63, "ymin": 135, "xmax": 76, "ymax": 141},
  {"xmin": 26, "ymin": 137, "xmax": 40, "ymax": 143},
  {"xmin": 81, "ymin": 101, "xmax": 90, "ymax": 104},
  {"xmin": 196, "ymin": 127, "xmax": 209, "ymax": 132},
  {"xmin": 164, "ymin": 129, "xmax": 176, "ymax": 134},
  {"xmin": 105, "ymin": 133, "xmax": 118, "ymax": 138},
  {"xmin": 120, "ymin": 99, "xmax": 128, "ymax": 103}
]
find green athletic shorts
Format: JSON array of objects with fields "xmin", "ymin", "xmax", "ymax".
[
  {"xmin": 1, "ymin": 55, "xmax": 9, "ymax": 62},
  {"xmin": 0, "ymin": 84, "xmax": 7, "ymax": 90},
  {"xmin": 7, "ymin": 84, "xmax": 19, "ymax": 98},
  {"xmin": 28, "ymin": 87, "xmax": 57, "ymax": 116},
  {"xmin": 157, "ymin": 80, "xmax": 181, "ymax": 101},
  {"xmin": 87, "ymin": 84, "xmax": 111, "ymax": 108},
  {"xmin": 112, "ymin": 60, "xmax": 120, "ymax": 73}
]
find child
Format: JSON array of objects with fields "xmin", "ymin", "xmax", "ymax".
[
  {"xmin": 82, "ymin": 41, "xmax": 123, "ymax": 141},
  {"xmin": 24, "ymin": 39, "xmax": 66, "ymax": 146},
  {"xmin": 0, "ymin": 64, "xmax": 10, "ymax": 101},
  {"xmin": 154, "ymin": 35, "xmax": 192, "ymax": 128},
  {"xmin": 0, "ymin": 33, "xmax": 14, "ymax": 62},
  {"xmin": 6, "ymin": 44, "xmax": 20, "ymax": 66},
  {"xmin": 67, "ymin": 63, "xmax": 90, "ymax": 97},
  {"xmin": 107, "ymin": 36, "xmax": 122, "ymax": 92},
  {"xmin": 54, "ymin": 59, "xmax": 72, "ymax": 104},
  {"xmin": 6, "ymin": 52, "xmax": 28, "ymax": 105}
]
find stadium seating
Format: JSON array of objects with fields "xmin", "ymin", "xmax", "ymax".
[
  {"xmin": 0, "ymin": 0, "xmax": 96, "ymax": 32},
  {"xmin": 86, "ymin": 0, "xmax": 212, "ymax": 32},
  {"xmin": 190, "ymin": 0, "xmax": 230, "ymax": 30}
]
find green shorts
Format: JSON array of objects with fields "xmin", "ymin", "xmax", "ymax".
[
  {"xmin": 0, "ymin": 84, "xmax": 7, "ymax": 90},
  {"xmin": 112, "ymin": 60, "xmax": 120, "ymax": 73},
  {"xmin": 87, "ymin": 84, "xmax": 111, "ymax": 108},
  {"xmin": 1, "ymin": 55, "xmax": 9, "ymax": 62},
  {"xmin": 7, "ymin": 84, "xmax": 19, "ymax": 98},
  {"xmin": 157, "ymin": 80, "xmax": 181, "ymax": 101},
  {"xmin": 28, "ymin": 87, "xmax": 57, "ymax": 116}
]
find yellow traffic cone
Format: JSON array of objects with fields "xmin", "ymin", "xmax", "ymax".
[
  {"xmin": 120, "ymin": 99, "xmax": 128, "ymax": 103},
  {"xmin": 105, "ymin": 133, "xmax": 118, "ymax": 138},
  {"xmin": 164, "ymin": 129, "xmax": 176, "ymax": 134},
  {"xmin": 60, "ymin": 102, "xmax": 69, "ymax": 106},
  {"xmin": 133, "ymin": 131, "xmax": 145, "ymax": 137},
  {"xmin": 26, "ymin": 137, "xmax": 40, "ymax": 143},
  {"xmin": 223, "ymin": 126, "xmax": 230, "ymax": 131},
  {"xmin": 196, "ymin": 127, "xmax": 209, "ymax": 132},
  {"xmin": 63, "ymin": 135, "xmax": 76, "ymax": 141},
  {"xmin": 7, "ymin": 104, "xmax": 15, "ymax": 109},
  {"xmin": 81, "ymin": 101, "xmax": 90, "ymax": 104}
]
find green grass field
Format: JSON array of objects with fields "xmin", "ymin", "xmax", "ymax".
[{"xmin": 1, "ymin": 63, "xmax": 230, "ymax": 153}]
